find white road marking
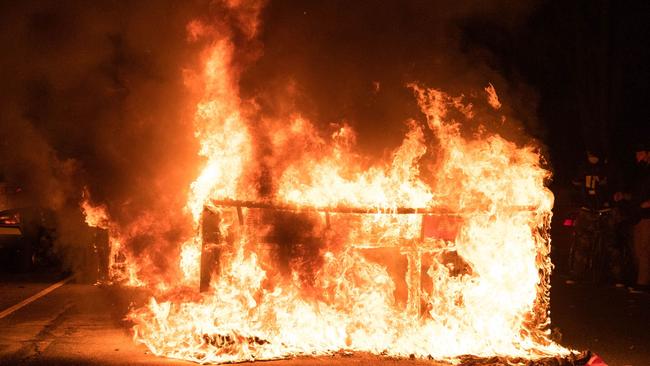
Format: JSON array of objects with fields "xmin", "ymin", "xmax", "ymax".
[{"xmin": 0, "ymin": 276, "xmax": 74, "ymax": 319}]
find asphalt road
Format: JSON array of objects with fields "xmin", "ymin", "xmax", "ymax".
[
  {"xmin": 550, "ymin": 274, "xmax": 650, "ymax": 366},
  {"xmin": 0, "ymin": 269, "xmax": 647, "ymax": 366}
]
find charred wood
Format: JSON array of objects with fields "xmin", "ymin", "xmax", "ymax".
[{"xmin": 211, "ymin": 199, "xmax": 536, "ymax": 216}]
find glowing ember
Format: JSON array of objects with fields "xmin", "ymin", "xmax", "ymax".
[
  {"xmin": 83, "ymin": 8, "xmax": 572, "ymax": 366},
  {"xmin": 485, "ymin": 82, "xmax": 502, "ymax": 110}
]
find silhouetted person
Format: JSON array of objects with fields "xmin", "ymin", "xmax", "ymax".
[
  {"xmin": 615, "ymin": 144, "xmax": 650, "ymax": 292},
  {"xmin": 570, "ymin": 150, "xmax": 620, "ymax": 283},
  {"xmin": 572, "ymin": 150, "xmax": 611, "ymax": 210}
]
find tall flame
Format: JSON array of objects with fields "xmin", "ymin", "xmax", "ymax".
[{"xmin": 116, "ymin": 19, "xmax": 572, "ymax": 364}]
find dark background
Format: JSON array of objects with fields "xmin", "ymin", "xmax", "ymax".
[{"xmin": 494, "ymin": 0, "xmax": 649, "ymax": 184}]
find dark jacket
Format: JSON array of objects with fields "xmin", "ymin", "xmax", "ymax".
[
  {"xmin": 572, "ymin": 161, "xmax": 611, "ymax": 210},
  {"xmin": 630, "ymin": 162, "xmax": 650, "ymax": 221}
]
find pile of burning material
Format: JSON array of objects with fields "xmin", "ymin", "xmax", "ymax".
[
  {"xmin": 120, "ymin": 78, "xmax": 574, "ymax": 364},
  {"xmin": 199, "ymin": 200, "xmax": 483, "ymax": 316},
  {"xmin": 187, "ymin": 198, "xmax": 587, "ymax": 366},
  {"xmin": 75, "ymin": 14, "xmax": 585, "ymax": 366}
]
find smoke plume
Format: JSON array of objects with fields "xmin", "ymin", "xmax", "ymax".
[{"xmin": 0, "ymin": 0, "xmax": 543, "ymax": 277}]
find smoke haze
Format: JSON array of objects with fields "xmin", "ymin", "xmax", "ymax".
[{"xmin": 0, "ymin": 0, "xmax": 542, "ymax": 276}]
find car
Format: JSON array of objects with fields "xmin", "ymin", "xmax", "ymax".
[{"xmin": 0, "ymin": 207, "xmax": 57, "ymax": 271}]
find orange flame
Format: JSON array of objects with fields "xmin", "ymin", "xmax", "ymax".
[
  {"xmin": 81, "ymin": 189, "xmax": 109, "ymax": 229},
  {"xmin": 119, "ymin": 26, "xmax": 572, "ymax": 363},
  {"xmin": 485, "ymin": 82, "xmax": 502, "ymax": 110},
  {"xmin": 80, "ymin": 189, "xmax": 145, "ymax": 287},
  {"xmin": 54, "ymin": 6, "xmax": 578, "ymax": 363}
]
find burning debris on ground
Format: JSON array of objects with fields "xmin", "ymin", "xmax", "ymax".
[
  {"xmin": 2, "ymin": 1, "xmax": 649, "ymax": 365},
  {"xmin": 456, "ymin": 350, "xmax": 595, "ymax": 366}
]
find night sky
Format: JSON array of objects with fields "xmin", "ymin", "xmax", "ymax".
[{"xmin": 494, "ymin": 0, "xmax": 650, "ymax": 184}]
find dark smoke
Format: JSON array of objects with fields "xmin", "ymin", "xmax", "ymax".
[
  {"xmin": 0, "ymin": 1, "xmax": 206, "ymax": 275},
  {"xmin": 0, "ymin": 0, "xmax": 543, "ymax": 278},
  {"xmin": 241, "ymin": 1, "xmax": 543, "ymax": 157}
]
